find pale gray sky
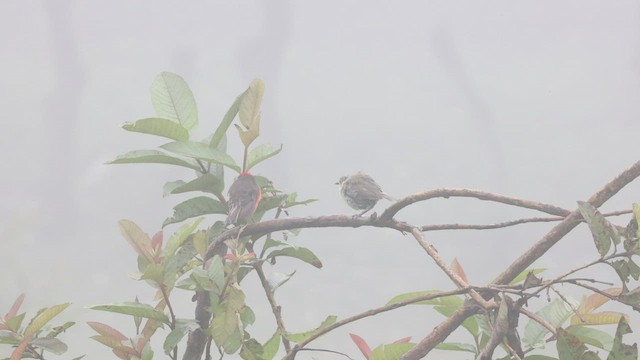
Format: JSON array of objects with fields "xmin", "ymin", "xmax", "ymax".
[{"xmin": 1, "ymin": 1, "xmax": 640, "ymax": 359}]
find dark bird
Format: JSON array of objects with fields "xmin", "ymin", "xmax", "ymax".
[{"xmin": 226, "ymin": 172, "xmax": 262, "ymax": 226}]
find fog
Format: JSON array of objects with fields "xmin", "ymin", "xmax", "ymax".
[{"xmin": 2, "ymin": 1, "xmax": 639, "ymax": 359}]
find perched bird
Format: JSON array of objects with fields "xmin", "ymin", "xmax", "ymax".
[
  {"xmin": 337, "ymin": 171, "xmax": 394, "ymax": 216},
  {"xmin": 226, "ymin": 172, "xmax": 262, "ymax": 226}
]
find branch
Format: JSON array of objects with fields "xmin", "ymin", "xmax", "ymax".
[
  {"xmin": 204, "ymin": 215, "xmax": 410, "ymax": 261},
  {"xmin": 409, "ymin": 228, "xmax": 493, "ymax": 308},
  {"xmin": 380, "ymin": 189, "xmax": 570, "ymax": 221},
  {"xmin": 283, "ymin": 288, "xmax": 473, "ymax": 360},
  {"xmin": 400, "ymin": 160, "xmax": 640, "ymax": 359}
]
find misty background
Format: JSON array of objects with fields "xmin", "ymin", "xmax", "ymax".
[{"xmin": 1, "ymin": 1, "xmax": 640, "ymax": 359}]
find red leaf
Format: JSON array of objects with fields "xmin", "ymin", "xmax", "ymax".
[
  {"xmin": 87, "ymin": 321, "xmax": 128, "ymax": 341},
  {"xmin": 451, "ymin": 258, "xmax": 469, "ymax": 284},
  {"xmin": 10, "ymin": 334, "xmax": 31, "ymax": 360},
  {"xmin": 349, "ymin": 333, "xmax": 372, "ymax": 359},
  {"xmin": 5, "ymin": 293, "xmax": 25, "ymax": 319},
  {"xmin": 393, "ymin": 336, "xmax": 412, "ymax": 343},
  {"xmin": 151, "ymin": 231, "xmax": 163, "ymax": 251}
]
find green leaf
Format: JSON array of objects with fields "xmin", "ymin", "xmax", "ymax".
[
  {"xmin": 608, "ymin": 316, "xmax": 637, "ymax": 360},
  {"xmin": 523, "ymin": 298, "xmax": 576, "ymax": 348},
  {"xmin": 150, "ymin": 72, "xmax": 198, "ymax": 131},
  {"xmin": 46, "ymin": 321, "xmax": 75, "ymax": 338},
  {"xmin": 370, "ymin": 343, "xmax": 414, "ymax": 360},
  {"xmin": 283, "ymin": 315, "xmax": 337, "ymax": 343},
  {"xmin": 5, "ymin": 312, "xmax": 25, "ymax": 332},
  {"xmin": 556, "ymin": 328, "xmax": 591, "ymax": 360},
  {"xmin": 210, "ymin": 94, "xmax": 243, "ymax": 149},
  {"xmin": 163, "ymin": 218, "xmax": 204, "ymax": 260},
  {"xmin": 24, "ymin": 303, "xmax": 71, "ymax": 336},
  {"xmin": 510, "ymin": 268, "xmax": 547, "ymax": 285},
  {"xmin": 161, "ymin": 141, "xmax": 240, "ymax": 172},
  {"xmin": 211, "ymin": 305, "xmax": 243, "ymax": 354},
  {"xmin": 190, "ymin": 256, "xmax": 224, "ymax": 294},
  {"xmin": 90, "ymin": 302, "xmax": 170, "ymax": 325},
  {"xmin": 118, "ymin": 220, "xmax": 155, "ymax": 263},
  {"xmin": 163, "ymin": 196, "xmax": 227, "ymax": 227},
  {"xmin": 262, "ymin": 332, "xmax": 281, "ymax": 360},
  {"xmin": 266, "ymin": 246, "xmax": 323, "ymax": 269},
  {"xmin": 163, "ymin": 319, "xmax": 200, "ymax": 354},
  {"xmin": 164, "ymin": 174, "xmax": 225, "ymax": 196},
  {"xmin": 30, "ymin": 337, "xmax": 68, "ymax": 355},
  {"xmin": 240, "ymin": 339, "xmax": 264, "ymax": 360},
  {"xmin": 122, "ymin": 118, "xmax": 189, "ymax": 141},
  {"xmin": 523, "ymin": 356, "xmax": 558, "ymax": 360},
  {"xmin": 246, "ymin": 143, "xmax": 282, "ymax": 171},
  {"xmin": 566, "ymin": 326, "xmax": 613, "ymax": 351},
  {"xmin": 435, "ymin": 342, "xmax": 476, "ymax": 353},
  {"xmin": 578, "ymin": 201, "xmax": 618, "ymax": 256},
  {"xmin": 239, "ymin": 79, "xmax": 264, "ymax": 129},
  {"xmin": 109, "ymin": 150, "xmax": 200, "ymax": 171},
  {"xmin": 282, "ymin": 192, "xmax": 318, "ymax": 208}
]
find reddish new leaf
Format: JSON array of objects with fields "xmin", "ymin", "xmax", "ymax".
[
  {"xmin": 350, "ymin": 333, "xmax": 372, "ymax": 359},
  {"xmin": 5, "ymin": 293, "xmax": 25, "ymax": 320}
]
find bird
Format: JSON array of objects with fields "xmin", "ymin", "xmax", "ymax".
[
  {"xmin": 226, "ymin": 172, "xmax": 262, "ymax": 226},
  {"xmin": 337, "ymin": 171, "xmax": 394, "ymax": 216}
]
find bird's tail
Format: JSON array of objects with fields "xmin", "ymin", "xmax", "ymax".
[{"xmin": 382, "ymin": 192, "xmax": 396, "ymax": 202}]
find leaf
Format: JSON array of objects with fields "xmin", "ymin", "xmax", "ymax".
[
  {"xmin": 510, "ymin": 268, "xmax": 546, "ymax": 286},
  {"xmin": 608, "ymin": 316, "xmax": 637, "ymax": 360},
  {"xmin": 284, "ymin": 315, "xmax": 337, "ymax": 343},
  {"xmin": 87, "ymin": 321, "xmax": 128, "ymax": 341},
  {"xmin": 240, "ymin": 338, "xmax": 264, "ymax": 360},
  {"xmin": 163, "ymin": 218, "xmax": 204, "ymax": 260},
  {"xmin": 122, "ymin": 118, "xmax": 189, "ymax": 141},
  {"xmin": 556, "ymin": 328, "xmax": 591, "ymax": 360},
  {"xmin": 566, "ymin": 326, "xmax": 613, "ymax": 351},
  {"xmin": 369, "ymin": 343, "xmax": 414, "ymax": 360},
  {"xmin": 239, "ymin": 79, "xmax": 264, "ymax": 130},
  {"xmin": 619, "ymin": 287, "xmax": 640, "ymax": 305},
  {"xmin": 246, "ymin": 143, "xmax": 283, "ymax": 171},
  {"xmin": 150, "ymin": 72, "xmax": 198, "ymax": 131},
  {"xmin": 350, "ymin": 333, "xmax": 372, "ymax": 359},
  {"xmin": 577, "ymin": 288, "xmax": 622, "ymax": 313},
  {"xmin": 262, "ymin": 332, "xmax": 281, "ymax": 360},
  {"xmin": 5, "ymin": 313, "xmax": 25, "ymax": 332},
  {"xmin": 165, "ymin": 174, "xmax": 225, "ymax": 196},
  {"xmin": 5, "ymin": 293, "xmax": 25, "ymax": 319},
  {"xmin": 578, "ymin": 201, "xmax": 618, "ymax": 256},
  {"xmin": 450, "ymin": 258, "xmax": 468, "ymax": 284},
  {"xmin": 109, "ymin": 150, "xmax": 200, "ymax": 171},
  {"xmin": 268, "ymin": 271, "xmax": 296, "ymax": 293},
  {"xmin": 210, "ymin": 93, "xmax": 243, "ymax": 148},
  {"xmin": 53, "ymin": 329, "xmax": 80, "ymax": 349},
  {"xmin": 266, "ymin": 246, "xmax": 323, "ymax": 268},
  {"xmin": 435, "ymin": 342, "xmax": 476, "ymax": 353},
  {"xmin": 24, "ymin": 303, "xmax": 70, "ymax": 336},
  {"xmin": 569, "ymin": 311, "xmax": 626, "ymax": 326},
  {"xmin": 523, "ymin": 298, "xmax": 576, "ymax": 348},
  {"xmin": 161, "ymin": 141, "xmax": 240, "ymax": 172},
  {"xmin": 90, "ymin": 302, "xmax": 170, "ymax": 325},
  {"xmin": 118, "ymin": 220, "xmax": 155, "ymax": 263},
  {"xmin": 163, "ymin": 196, "xmax": 227, "ymax": 227},
  {"xmin": 30, "ymin": 337, "xmax": 68, "ymax": 355},
  {"xmin": 163, "ymin": 319, "xmax": 199, "ymax": 354}
]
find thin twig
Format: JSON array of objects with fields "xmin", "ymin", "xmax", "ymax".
[
  {"xmin": 253, "ymin": 263, "xmax": 291, "ymax": 352},
  {"xmin": 420, "ymin": 210, "xmax": 632, "ymax": 232},
  {"xmin": 409, "ymin": 228, "xmax": 493, "ymax": 308},
  {"xmin": 283, "ymin": 288, "xmax": 473, "ymax": 360}
]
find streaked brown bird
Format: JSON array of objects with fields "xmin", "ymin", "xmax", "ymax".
[
  {"xmin": 337, "ymin": 171, "xmax": 394, "ymax": 216},
  {"xmin": 226, "ymin": 172, "xmax": 262, "ymax": 226}
]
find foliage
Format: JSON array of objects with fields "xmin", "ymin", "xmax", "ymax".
[{"xmin": 3, "ymin": 72, "xmax": 640, "ymax": 359}]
